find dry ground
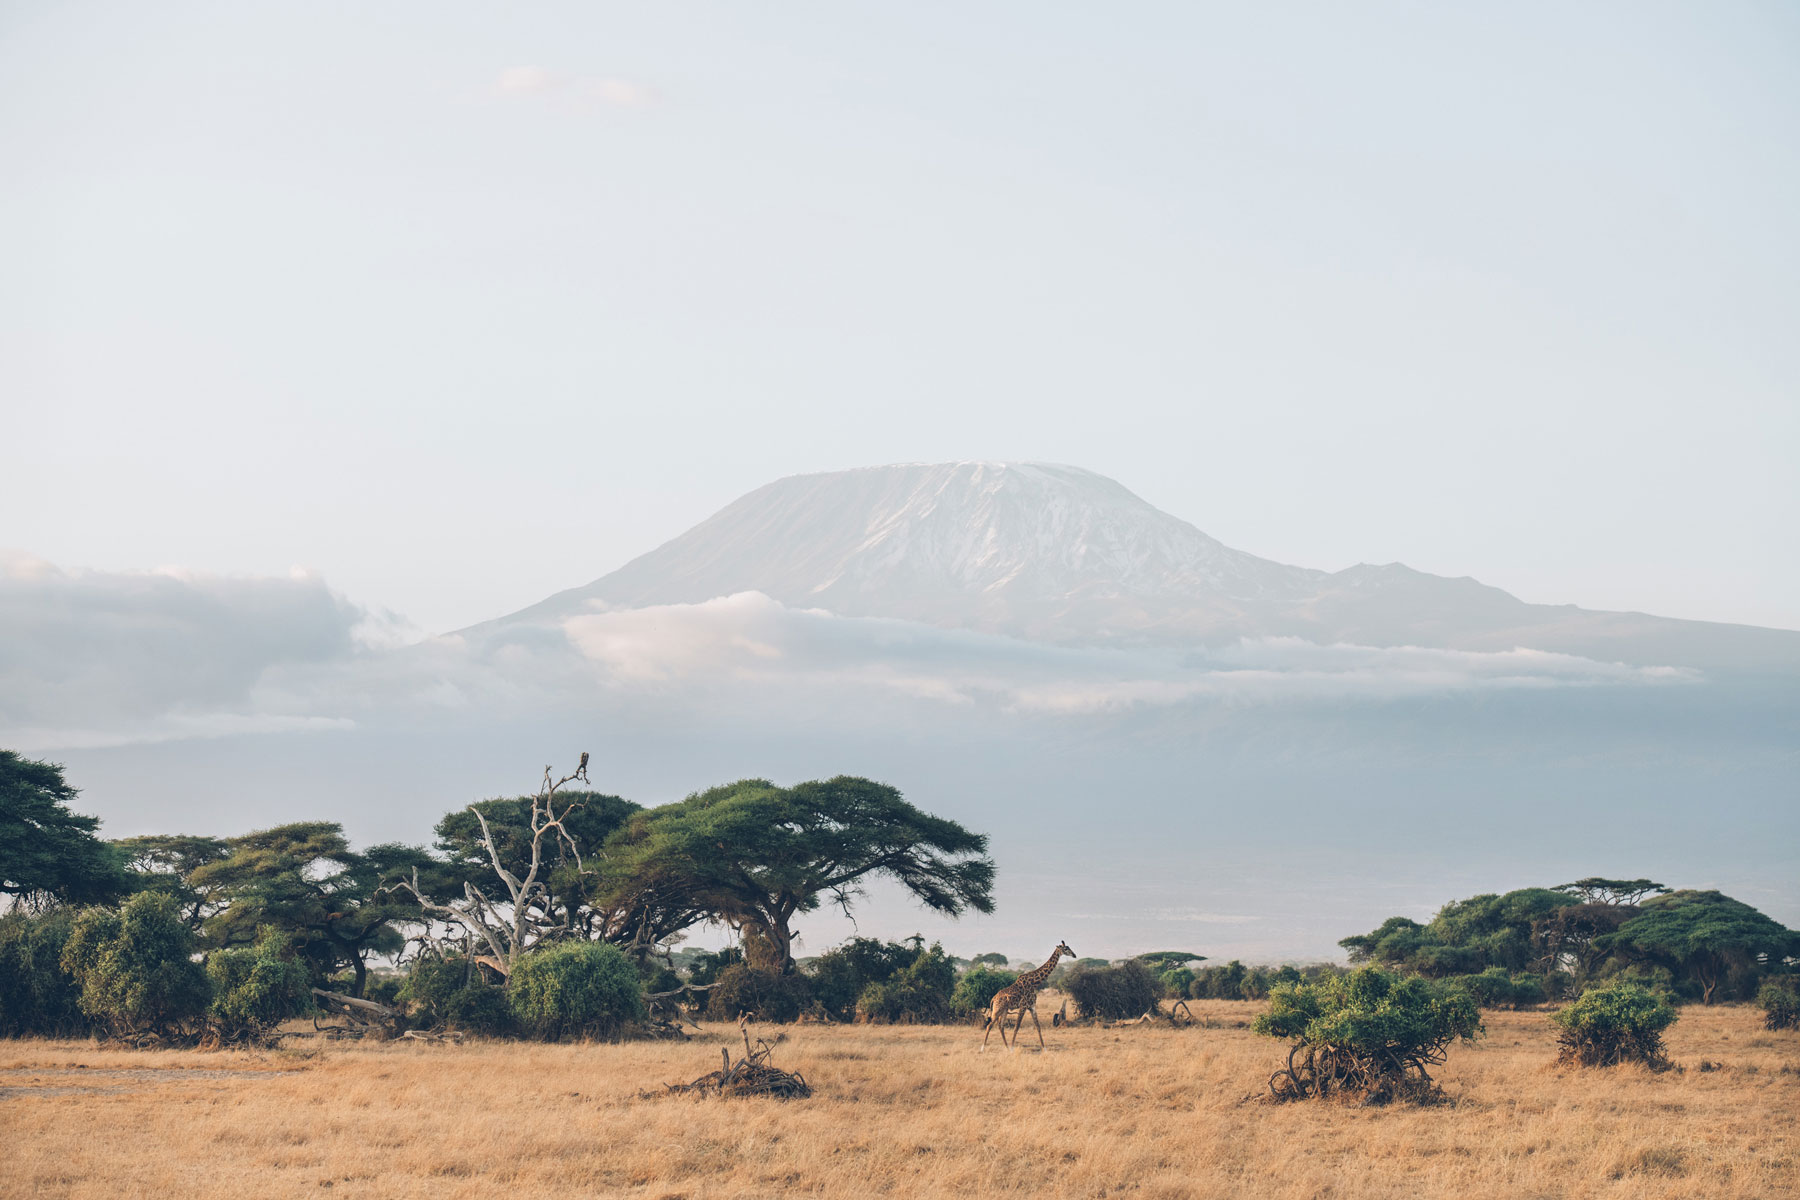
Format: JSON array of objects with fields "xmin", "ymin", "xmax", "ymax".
[{"xmin": 2, "ymin": 998, "xmax": 1795, "ymax": 1200}]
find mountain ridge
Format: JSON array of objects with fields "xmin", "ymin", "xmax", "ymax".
[{"xmin": 481, "ymin": 461, "xmax": 1799, "ymax": 672}]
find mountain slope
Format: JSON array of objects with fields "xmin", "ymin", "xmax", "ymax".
[{"xmin": 489, "ymin": 462, "xmax": 1799, "ymax": 671}]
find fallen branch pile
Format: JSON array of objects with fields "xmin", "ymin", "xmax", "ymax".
[{"xmin": 640, "ymin": 1028, "xmax": 812, "ymax": 1101}]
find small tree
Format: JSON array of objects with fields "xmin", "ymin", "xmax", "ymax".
[
  {"xmin": 1552, "ymin": 981, "xmax": 1677, "ymax": 1069},
  {"xmin": 1253, "ymin": 967, "xmax": 1482, "ymax": 1103},
  {"xmin": 1755, "ymin": 977, "xmax": 1799, "ymax": 1032},
  {"xmin": 971, "ymin": 952, "xmax": 1011, "ymax": 968},
  {"xmin": 507, "ymin": 940, "xmax": 645, "ymax": 1040},
  {"xmin": 205, "ymin": 930, "xmax": 312, "ymax": 1041},
  {"xmin": 61, "ymin": 892, "xmax": 210, "ymax": 1040}
]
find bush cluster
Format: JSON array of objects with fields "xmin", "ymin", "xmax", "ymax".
[
  {"xmin": 856, "ymin": 944, "xmax": 955, "ymax": 1024},
  {"xmin": 1551, "ymin": 982, "xmax": 1677, "ymax": 1069}
]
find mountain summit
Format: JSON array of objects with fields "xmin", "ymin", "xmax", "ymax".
[{"xmin": 494, "ymin": 462, "xmax": 1796, "ymax": 670}]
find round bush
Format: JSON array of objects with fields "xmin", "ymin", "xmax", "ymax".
[
  {"xmin": 1064, "ymin": 961, "xmax": 1159, "ymax": 1021},
  {"xmin": 206, "ymin": 931, "xmax": 313, "ymax": 1037},
  {"xmin": 951, "ymin": 966, "xmax": 1018, "ymax": 1018},
  {"xmin": 1551, "ymin": 982, "xmax": 1677, "ymax": 1069},
  {"xmin": 1253, "ymin": 966, "xmax": 1482, "ymax": 1103},
  {"xmin": 508, "ymin": 940, "xmax": 645, "ymax": 1040},
  {"xmin": 1758, "ymin": 977, "xmax": 1800, "ymax": 1032},
  {"xmin": 61, "ymin": 893, "xmax": 210, "ymax": 1039}
]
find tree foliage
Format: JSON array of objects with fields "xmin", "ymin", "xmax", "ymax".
[
  {"xmin": 0, "ymin": 751, "xmax": 126, "ymax": 910},
  {"xmin": 0, "ymin": 910, "xmax": 88, "ymax": 1037},
  {"xmin": 205, "ymin": 930, "xmax": 313, "ymax": 1038},
  {"xmin": 61, "ymin": 892, "xmax": 210, "ymax": 1039},
  {"xmin": 1602, "ymin": 890, "xmax": 1796, "ymax": 1005},
  {"xmin": 191, "ymin": 822, "xmax": 429, "ymax": 997},
  {"xmin": 610, "ymin": 776, "xmax": 993, "ymax": 972}
]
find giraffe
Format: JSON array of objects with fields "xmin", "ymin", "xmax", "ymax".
[{"xmin": 981, "ymin": 941, "xmax": 1075, "ymax": 1051}]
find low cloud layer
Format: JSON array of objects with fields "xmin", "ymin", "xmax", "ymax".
[
  {"xmin": 2, "ymin": 566, "xmax": 1698, "ymax": 752},
  {"xmin": 0, "ymin": 554, "xmax": 383, "ymax": 747},
  {"xmin": 555, "ymin": 591, "xmax": 1692, "ymax": 712}
]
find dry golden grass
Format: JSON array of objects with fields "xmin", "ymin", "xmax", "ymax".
[{"xmin": 2, "ymin": 998, "xmax": 1795, "ymax": 1199}]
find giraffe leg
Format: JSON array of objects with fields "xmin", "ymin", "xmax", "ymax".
[
  {"xmin": 1030, "ymin": 1006, "xmax": 1045, "ymax": 1049},
  {"xmin": 981, "ymin": 1011, "xmax": 997, "ymax": 1051},
  {"xmin": 1010, "ymin": 1007, "xmax": 1027, "ymax": 1051}
]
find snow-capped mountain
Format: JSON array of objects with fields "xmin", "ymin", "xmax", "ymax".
[{"xmin": 490, "ymin": 461, "xmax": 1797, "ymax": 671}]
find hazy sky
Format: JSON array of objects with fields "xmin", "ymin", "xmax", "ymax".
[{"xmin": 5, "ymin": 2, "xmax": 1797, "ymax": 635}]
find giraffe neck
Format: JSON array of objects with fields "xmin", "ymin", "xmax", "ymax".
[{"xmin": 1019, "ymin": 948, "xmax": 1065, "ymax": 991}]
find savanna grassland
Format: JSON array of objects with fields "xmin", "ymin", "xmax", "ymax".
[{"xmin": 2, "ymin": 999, "xmax": 1795, "ymax": 1200}]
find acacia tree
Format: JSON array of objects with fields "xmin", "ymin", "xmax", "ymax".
[
  {"xmin": 111, "ymin": 834, "xmax": 232, "ymax": 930},
  {"xmin": 611, "ymin": 775, "xmax": 994, "ymax": 973},
  {"xmin": 1, "ymin": 751, "xmax": 126, "ymax": 910},
  {"xmin": 1603, "ymin": 890, "xmax": 1796, "ymax": 1004},
  {"xmin": 192, "ymin": 822, "xmax": 430, "ymax": 996}
]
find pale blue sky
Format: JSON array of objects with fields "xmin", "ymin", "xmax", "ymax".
[{"xmin": 5, "ymin": 1, "xmax": 1797, "ymax": 634}]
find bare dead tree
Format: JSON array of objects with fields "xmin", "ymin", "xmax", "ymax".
[{"xmin": 384, "ymin": 755, "xmax": 592, "ymax": 977}]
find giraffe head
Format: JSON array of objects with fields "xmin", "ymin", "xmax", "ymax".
[{"xmin": 1055, "ymin": 940, "xmax": 1075, "ymax": 961}]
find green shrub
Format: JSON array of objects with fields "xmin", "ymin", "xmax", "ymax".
[
  {"xmin": 61, "ymin": 893, "xmax": 210, "ymax": 1039},
  {"xmin": 0, "ymin": 911, "xmax": 89, "ymax": 1037},
  {"xmin": 446, "ymin": 983, "xmax": 515, "ymax": 1036},
  {"xmin": 1552, "ymin": 982, "xmax": 1677, "ymax": 1069},
  {"xmin": 856, "ymin": 943, "xmax": 955, "ymax": 1024},
  {"xmin": 1064, "ymin": 960, "xmax": 1159, "ymax": 1021},
  {"xmin": 705, "ymin": 964, "xmax": 814, "ymax": 1022},
  {"xmin": 951, "ymin": 966, "xmax": 1018, "ymax": 1018},
  {"xmin": 398, "ymin": 956, "xmax": 470, "ymax": 1023},
  {"xmin": 205, "ymin": 930, "xmax": 313, "ymax": 1037},
  {"xmin": 1253, "ymin": 966, "xmax": 1482, "ymax": 1103},
  {"xmin": 1158, "ymin": 967, "xmax": 1196, "ymax": 998},
  {"xmin": 807, "ymin": 938, "xmax": 918, "ymax": 1021},
  {"xmin": 508, "ymin": 941, "xmax": 645, "ymax": 1040},
  {"xmin": 1757, "ymin": 977, "xmax": 1800, "ymax": 1032}
]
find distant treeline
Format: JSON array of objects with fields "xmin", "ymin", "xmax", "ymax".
[{"xmin": 3, "ymin": 750, "xmax": 1796, "ymax": 1043}]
